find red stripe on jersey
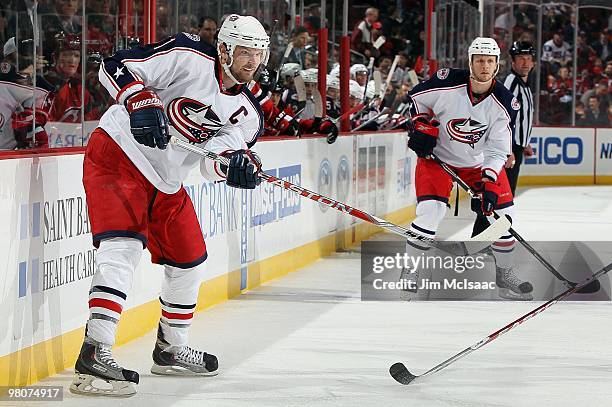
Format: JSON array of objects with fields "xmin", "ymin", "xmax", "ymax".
[
  {"xmin": 116, "ymin": 81, "xmax": 145, "ymax": 103},
  {"xmin": 162, "ymin": 310, "xmax": 194, "ymax": 320},
  {"xmin": 492, "ymin": 240, "xmax": 515, "ymax": 247},
  {"xmin": 89, "ymin": 298, "xmax": 123, "ymax": 313},
  {"xmin": 249, "ymin": 81, "xmax": 261, "ymax": 95}
]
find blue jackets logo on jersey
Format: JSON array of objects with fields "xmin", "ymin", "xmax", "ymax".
[
  {"xmin": 436, "ymin": 68, "xmax": 449, "ymax": 80},
  {"xmin": 168, "ymin": 97, "xmax": 223, "ymax": 143},
  {"xmin": 446, "ymin": 118, "xmax": 487, "ymax": 147}
]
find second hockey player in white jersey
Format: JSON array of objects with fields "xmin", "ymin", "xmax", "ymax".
[
  {"xmin": 70, "ymin": 15, "xmax": 269, "ymax": 396},
  {"xmin": 401, "ymin": 37, "xmax": 533, "ymax": 301}
]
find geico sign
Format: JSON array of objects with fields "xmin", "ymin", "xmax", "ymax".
[{"xmin": 524, "ymin": 136, "xmax": 583, "ymax": 165}]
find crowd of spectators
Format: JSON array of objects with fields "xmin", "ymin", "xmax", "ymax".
[
  {"xmin": 262, "ymin": 0, "xmax": 428, "ymax": 126},
  {"xmin": 519, "ymin": 4, "xmax": 611, "ymax": 126},
  {"xmin": 1, "ymin": 0, "xmax": 117, "ymax": 127},
  {"xmin": 0, "ymin": 0, "xmax": 610, "ymax": 151}
]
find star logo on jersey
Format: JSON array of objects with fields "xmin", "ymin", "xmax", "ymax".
[
  {"xmin": 183, "ymin": 33, "xmax": 200, "ymax": 41},
  {"xmin": 446, "ymin": 117, "xmax": 487, "ymax": 147},
  {"xmin": 114, "ymin": 67, "xmax": 124, "ymax": 79},
  {"xmin": 167, "ymin": 97, "xmax": 223, "ymax": 143}
]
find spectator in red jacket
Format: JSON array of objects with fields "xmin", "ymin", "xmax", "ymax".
[{"xmin": 44, "ymin": 33, "xmax": 100, "ymax": 122}]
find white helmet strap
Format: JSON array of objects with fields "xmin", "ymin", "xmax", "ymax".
[{"xmin": 220, "ymin": 43, "xmax": 244, "ymax": 86}]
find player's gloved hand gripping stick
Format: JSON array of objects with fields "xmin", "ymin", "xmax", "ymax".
[
  {"xmin": 169, "ymin": 136, "xmax": 510, "ymax": 254},
  {"xmin": 220, "ymin": 149, "xmax": 263, "ymax": 190}
]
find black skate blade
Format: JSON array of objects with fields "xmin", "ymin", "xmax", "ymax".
[
  {"xmin": 573, "ymin": 279, "xmax": 601, "ymax": 294},
  {"xmin": 389, "ymin": 362, "xmax": 417, "ymax": 385}
]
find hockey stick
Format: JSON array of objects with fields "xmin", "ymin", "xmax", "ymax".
[
  {"xmin": 372, "ymin": 35, "xmax": 386, "ymax": 52},
  {"xmin": 332, "ymin": 103, "xmax": 364, "ymax": 124},
  {"xmin": 407, "ymin": 68, "xmax": 419, "ymax": 88},
  {"xmin": 294, "ymin": 75, "xmax": 307, "ymax": 102},
  {"xmin": 274, "ymin": 43, "xmax": 294, "ymax": 85},
  {"xmin": 390, "ymin": 259, "xmax": 612, "ymax": 385},
  {"xmin": 360, "ymin": 37, "xmax": 384, "ymax": 102},
  {"xmin": 25, "ymin": 0, "xmax": 39, "ymax": 142},
  {"xmin": 291, "ymin": 75, "xmax": 308, "ymax": 119},
  {"xmin": 170, "ymin": 136, "xmax": 509, "ymax": 254},
  {"xmin": 373, "ymin": 70, "xmax": 383, "ymax": 98},
  {"xmin": 381, "ymin": 55, "xmax": 400, "ymax": 96},
  {"xmin": 384, "ymin": 115, "xmax": 410, "ymax": 130},
  {"xmin": 352, "ymin": 107, "xmax": 391, "ymax": 131},
  {"xmin": 429, "ymin": 153, "xmax": 600, "ymax": 294},
  {"xmin": 313, "ymin": 89, "xmax": 324, "ymax": 119},
  {"xmin": 361, "ymin": 57, "xmax": 375, "ymax": 102}
]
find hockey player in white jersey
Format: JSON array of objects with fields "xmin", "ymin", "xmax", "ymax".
[
  {"xmin": 0, "ymin": 59, "xmax": 52, "ymax": 149},
  {"xmin": 401, "ymin": 37, "xmax": 533, "ymax": 301},
  {"xmin": 0, "ymin": 78, "xmax": 50, "ymax": 149},
  {"xmin": 70, "ymin": 15, "xmax": 269, "ymax": 396}
]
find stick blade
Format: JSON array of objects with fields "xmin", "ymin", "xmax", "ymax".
[
  {"xmin": 294, "ymin": 75, "xmax": 307, "ymax": 102},
  {"xmin": 435, "ymin": 215, "xmax": 513, "ymax": 256},
  {"xmin": 283, "ymin": 42, "xmax": 294, "ymax": 58},
  {"xmin": 470, "ymin": 214, "xmax": 511, "ymax": 242},
  {"xmin": 373, "ymin": 70, "xmax": 382, "ymax": 97},
  {"xmin": 389, "ymin": 363, "xmax": 417, "ymax": 385},
  {"xmin": 313, "ymin": 90, "xmax": 324, "ymax": 118},
  {"xmin": 373, "ymin": 36, "xmax": 386, "ymax": 50}
]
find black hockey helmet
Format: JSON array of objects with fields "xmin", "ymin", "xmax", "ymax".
[
  {"xmin": 509, "ymin": 41, "xmax": 535, "ymax": 59},
  {"xmin": 271, "ymin": 80, "xmax": 284, "ymax": 94},
  {"xmin": 256, "ymin": 66, "xmax": 278, "ymax": 95}
]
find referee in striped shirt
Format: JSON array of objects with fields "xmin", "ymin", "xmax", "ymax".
[{"xmin": 504, "ymin": 41, "xmax": 536, "ymax": 195}]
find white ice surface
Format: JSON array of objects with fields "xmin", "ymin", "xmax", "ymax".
[{"xmin": 31, "ymin": 186, "xmax": 612, "ymax": 407}]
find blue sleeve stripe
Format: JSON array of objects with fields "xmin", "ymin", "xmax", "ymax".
[
  {"xmin": 242, "ymin": 90, "xmax": 265, "ymax": 147},
  {"xmin": 491, "ymin": 95, "xmax": 511, "ymax": 121},
  {"xmin": 491, "ymin": 95, "xmax": 513, "ymax": 139},
  {"xmin": 101, "ymin": 58, "xmax": 139, "ymax": 90}
]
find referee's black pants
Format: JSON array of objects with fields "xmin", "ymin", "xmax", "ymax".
[{"xmin": 505, "ymin": 144, "xmax": 525, "ymax": 197}]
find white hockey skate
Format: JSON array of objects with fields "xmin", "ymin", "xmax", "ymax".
[
  {"xmin": 151, "ymin": 324, "xmax": 219, "ymax": 376},
  {"xmin": 496, "ymin": 266, "xmax": 533, "ymax": 301},
  {"xmin": 70, "ymin": 337, "xmax": 139, "ymax": 397}
]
